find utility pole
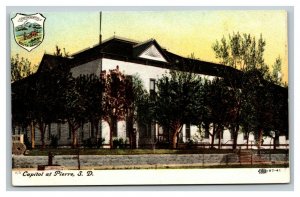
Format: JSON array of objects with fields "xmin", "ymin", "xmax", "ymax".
[
  {"xmin": 99, "ymin": 11, "xmax": 102, "ymax": 45},
  {"xmin": 99, "ymin": 11, "xmax": 103, "ymax": 144}
]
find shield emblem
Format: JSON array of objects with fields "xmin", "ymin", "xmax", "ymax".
[{"xmin": 11, "ymin": 13, "xmax": 46, "ymax": 52}]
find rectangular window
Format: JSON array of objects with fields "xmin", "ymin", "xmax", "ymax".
[
  {"xmin": 57, "ymin": 123, "xmax": 61, "ymax": 139},
  {"xmin": 150, "ymin": 79, "xmax": 155, "ymax": 91},
  {"xmin": 68, "ymin": 124, "xmax": 72, "ymax": 139},
  {"xmin": 90, "ymin": 122, "xmax": 94, "ymax": 138},
  {"xmin": 229, "ymin": 131, "xmax": 233, "ymax": 140},
  {"xmin": 244, "ymin": 133, "xmax": 248, "ymax": 140},
  {"xmin": 150, "ymin": 123, "xmax": 156, "ymax": 137},
  {"xmin": 112, "ymin": 118, "xmax": 118, "ymax": 137},
  {"xmin": 81, "ymin": 123, "xmax": 84, "ymax": 140},
  {"xmin": 204, "ymin": 124, "xmax": 209, "ymax": 139},
  {"xmin": 48, "ymin": 124, "xmax": 51, "ymax": 140},
  {"xmin": 150, "ymin": 79, "xmax": 157, "ymax": 98},
  {"xmin": 126, "ymin": 116, "xmax": 133, "ymax": 138},
  {"xmin": 179, "ymin": 129, "xmax": 184, "ymax": 143},
  {"xmin": 216, "ymin": 130, "xmax": 223, "ymax": 139},
  {"xmin": 204, "ymin": 130, "xmax": 209, "ymax": 138}
]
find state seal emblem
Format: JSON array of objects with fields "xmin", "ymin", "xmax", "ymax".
[{"xmin": 11, "ymin": 13, "xmax": 46, "ymax": 52}]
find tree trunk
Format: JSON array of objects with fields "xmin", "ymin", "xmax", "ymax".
[
  {"xmin": 232, "ymin": 124, "xmax": 239, "ymax": 150},
  {"xmin": 38, "ymin": 122, "xmax": 45, "ymax": 149},
  {"xmin": 257, "ymin": 128, "xmax": 263, "ymax": 149},
  {"xmin": 91, "ymin": 121, "xmax": 94, "ymax": 138},
  {"xmin": 172, "ymin": 132, "xmax": 177, "ymax": 149},
  {"xmin": 126, "ymin": 115, "xmax": 134, "ymax": 149},
  {"xmin": 41, "ymin": 129, "xmax": 45, "ymax": 149},
  {"xmin": 232, "ymin": 131, "xmax": 238, "ymax": 150},
  {"xmin": 218, "ymin": 128, "xmax": 221, "ymax": 149},
  {"xmin": 273, "ymin": 134, "xmax": 279, "ymax": 150},
  {"xmin": 210, "ymin": 125, "xmax": 215, "ymax": 149},
  {"xmin": 30, "ymin": 121, "xmax": 35, "ymax": 149},
  {"xmin": 246, "ymin": 132, "xmax": 249, "ymax": 150},
  {"xmin": 68, "ymin": 121, "xmax": 79, "ymax": 149},
  {"xmin": 171, "ymin": 125, "xmax": 182, "ymax": 149},
  {"xmin": 71, "ymin": 126, "xmax": 78, "ymax": 149},
  {"xmin": 132, "ymin": 129, "xmax": 137, "ymax": 149},
  {"xmin": 98, "ymin": 120, "xmax": 103, "ymax": 141},
  {"xmin": 108, "ymin": 120, "xmax": 113, "ymax": 149},
  {"xmin": 94, "ymin": 120, "xmax": 99, "ymax": 139}
]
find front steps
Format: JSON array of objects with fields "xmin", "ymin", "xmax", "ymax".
[{"xmin": 238, "ymin": 150, "xmax": 271, "ymax": 164}]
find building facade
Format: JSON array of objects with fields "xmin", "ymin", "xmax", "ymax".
[{"xmin": 11, "ymin": 36, "xmax": 289, "ymax": 149}]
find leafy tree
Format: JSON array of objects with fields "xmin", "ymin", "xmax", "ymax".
[
  {"xmin": 12, "ymin": 65, "xmax": 66, "ymax": 149},
  {"xmin": 264, "ymin": 85, "xmax": 288, "ymax": 149},
  {"xmin": 61, "ymin": 73, "xmax": 103, "ymax": 148},
  {"xmin": 240, "ymin": 67, "xmax": 273, "ymax": 149},
  {"xmin": 212, "ymin": 32, "xmax": 285, "ymax": 149},
  {"xmin": 212, "ymin": 32, "xmax": 266, "ymax": 70},
  {"xmin": 271, "ymin": 56, "xmax": 283, "ymax": 86},
  {"xmin": 153, "ymin": 69, "xmax": 204, "ymax": 149},
  {"xmin": 54, "ymin": 45, "xmax": 70, "ymax": 57},
  {"xmin": 11, "ymin": 54, "xmax": 33, "ymax": 82},
  {"xmin": 30, "ymin": 65, "xmax": 70, "ymax": 148},
  {"xmin": 203, "ymin": 78, "xmax": 235, "ymax": 149},
  {"xmin": 101, "ymin": 66, "xmax": 130, "ymax": 148},
  {"xmin": 270, "ymin": 86, "xmax": 288, "ymax": 149},
  {"xmin": 123, "ymin": 74, "xmax": 150, "ymax": 148},
  {"xmin": 263, "ymin": 57, "xmax": 288, "ymax": 149},
  {"xmin": 63, "ymin": 75, "xmax": 86, "ymax": 148},
  {"xmin": 32, "ymin": 71, "xmax": 54, "ymax": 148},
  {"xmin": 131, "ymin": 75, "xmax": 153, "ymax": 148},
  {"xmin": 76, "ymin": 74, "xmax": 103, "ymax": 142},
  {"xmin": 11, "ymin": 78, "xmax": 34, "ymax": 146}
]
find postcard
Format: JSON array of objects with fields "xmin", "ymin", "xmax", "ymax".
[{"xmin": 10, "ymin": 9, "xmax": 290, "ymax": 186}]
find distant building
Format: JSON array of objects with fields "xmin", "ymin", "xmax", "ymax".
[{"xmin": 11, "ymin": 36, "xmax": 289, "ymax": 149}]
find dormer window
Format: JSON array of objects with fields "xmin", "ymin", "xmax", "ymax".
[{"xmin": 139, "ymin": 44, "xmax": 167, "ymax": 62}]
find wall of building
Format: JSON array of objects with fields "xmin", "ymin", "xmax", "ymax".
[
  {"xmin": 188, "ymin": 126, "xmax": 288, "ymax": 149},
  {"xmin": 12, "ymin": 57, "xmax": 288, "ymax": 149},
  {"xmin": 12, "ymin": 121, "xmax": 289, "ymax": 149}
]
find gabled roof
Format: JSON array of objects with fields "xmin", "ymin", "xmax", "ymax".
[
  {"xmin": 12, "ymin": 54, "xmax": 71, "ymax": 92},
  {"xmin": 68, "ymin": 36, "xmax": 242, "ymax": 78},
  {"xmin": 36, "ymin": 54, "xmax": 70, "ymax": 73},
  {"xmin": 71, "ymin": 37, "xmax": 137, "ymax": 66},
  {"xmin": 22, "ymin": 36, "xmax": 247, "ymax": 81},
  {"xmin": 133, "ymin": 39, "xmax": 169, "ymax": 62}
]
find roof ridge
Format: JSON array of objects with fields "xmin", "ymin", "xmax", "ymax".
[
  {"xmin": 71, "ymin": 36, "xmax": 140, "ymax": 56},
  {"xmin": 110, "ymin": 36, "xmax": 140, "ymax": 44},
  {"xmin": 43, "ymin": 53, "xmax": 71, "ymax": 59},
  {"xmin": 133, "ymin": 38, "xmax": 154, "ymax": 48}
]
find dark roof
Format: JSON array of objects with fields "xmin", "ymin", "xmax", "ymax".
[
  {"xmin": 71, "ymin": 37, "xmax": 138, "ymax": 65},
  {"xmin": 12, "ymin": 54, "xmax": 71, "ymax": 92},
  {"xmin": 164, "ymin": 50, "xmax": 242, "ymax": 78},
  {"xmin": 36, "ymin": 54, "xmax": 70, "ymax": 73},
  {"xmin": 132, "ymin": 39, "xmax": 170, "ymax": 62},
  {"xmin": 70, "ymin": 36, "xmax": 242, "ymax": 78},
  {"xmin": 11, "ymin": 72, "xmax": 37, "ymax": 91}
]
